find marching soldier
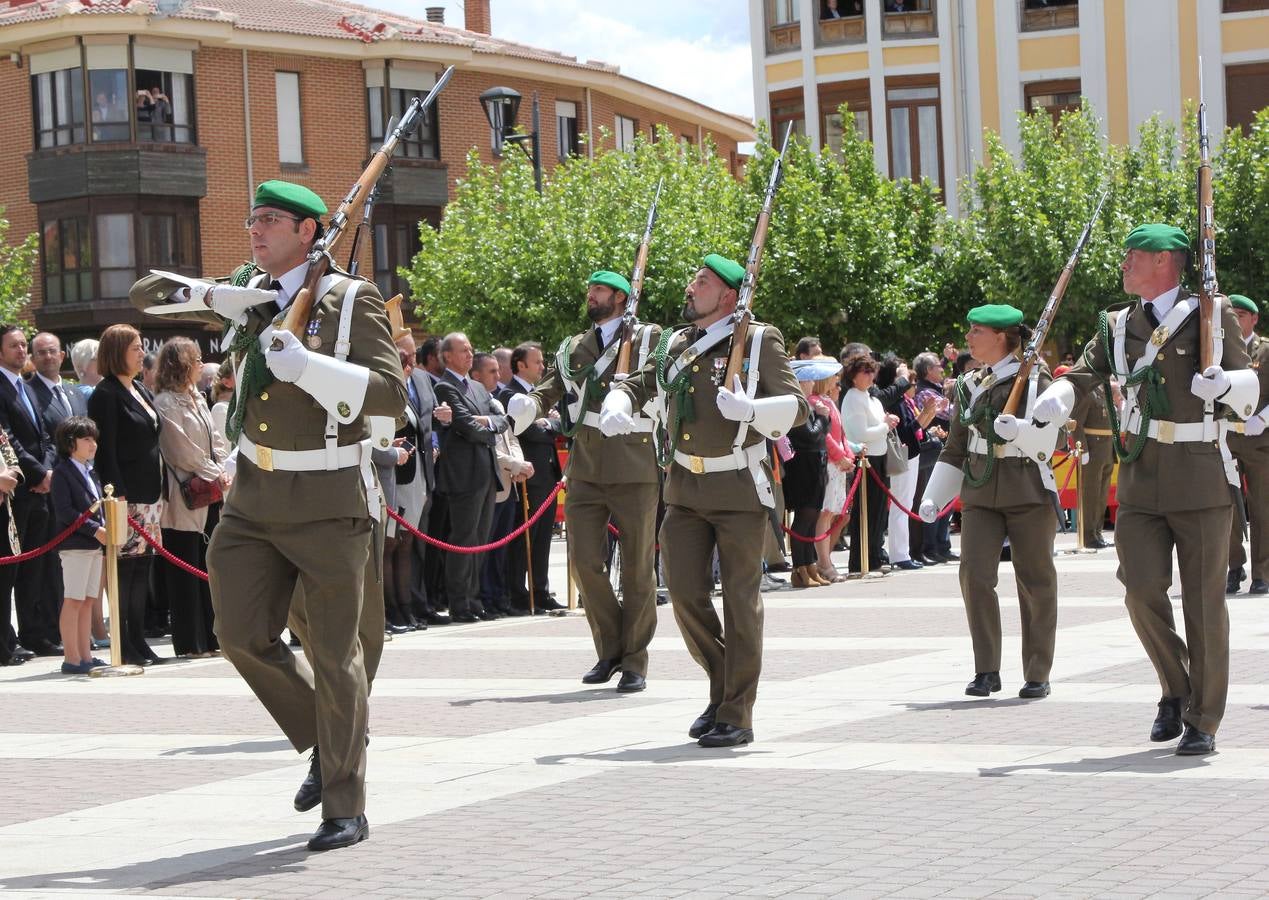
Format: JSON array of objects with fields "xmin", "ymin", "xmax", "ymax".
[
  {"xmin": 919, "ymin": 305, "xmax": 1059, "ymax": 700},
  {"xmin": 508, "ymin": 271, "xmax": 662, "ymax": 692},
  {"xmin": 1226, "ymin": 294, "xmax": 1269, "ymax": 595},
  {"xmin": 599, "ymin": 254, "xmax": 807, "ymax": 747},
  {"xmin": 131, "ymin": 180, "xmax": 407, "ymax": 848},
  {"xmin": 1021, "ymin": 224, "xmax": 1257, "ymax": 755},
  {"xmin": 1069, "ymin": 380, "xmax": 1115, "ymax": 549}
]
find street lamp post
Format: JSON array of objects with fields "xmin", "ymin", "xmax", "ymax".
[{"xmin": 479, "ymin": 85, "xmax": 543, "ymax": 194}]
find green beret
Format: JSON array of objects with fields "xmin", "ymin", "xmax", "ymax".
[
  {"xmin": 1123, "ymin": 223, "xmax": 1189, "ymax": 252},
  {"xmin": 702, "ymin": 253, "xmax": 745, "ymax": 290},
  {"xmin": 587, "ymin": 270, "xmax": 631, "ymax": 296},
  {"xmin": 1230, "ymin": 294, "xmax": 1260, "ymax": 314},
  {"xmin": 966, "ymin": 304, "xmax": 1025, "ymax": 329},
  {"xmin": 253, "ymin": 180, "xmax": 327, "ymax": 220}
]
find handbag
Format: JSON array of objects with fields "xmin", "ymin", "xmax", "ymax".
[
  {"xmin": 884, "ymin": 429, "xmax": 909, "ymax": 475},
  {"xmin": 178, "ymin": 474, "xmax": 223, "ymax": 510}
]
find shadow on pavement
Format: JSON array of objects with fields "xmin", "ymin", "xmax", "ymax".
[
  {"xmin": 450, "ymin": 688, "xmax": 632, "ymax": 707},
  {"xmin": 536, "ymin": 743, "xmax": 770, "ymax": 766},
  {"xmin": 902, "ymin": 698, "xmax": 1035, "ymax": 712},
  {"xmin": 978, "ymin": 748, "xmax": 1214, "ymax": 778},
  {"xmin": 161, "ymin": 738, "xmax": 293, "ymax": 756}
]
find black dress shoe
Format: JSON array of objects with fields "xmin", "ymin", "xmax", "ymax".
[
  {"xmin": 688, "ymin": 703, "xmax": 720, "ymax": 739},
  {"xmin": 477, "ymin": 608, "xmax": 500, "ymax": 621},
  {"xmin": 294, "ymin": 747, "xmax": 322, "ymax": 812},
  {"xmin": 1088, "ymin": 537, "xmax": 1111, "ymax": 549},
  {"xmin": 698, "ymin": 722, "xmax": 754, "ymax": 748},
  {"xmin": 0, "ymin": 652, "xmax": 25, "ymax": 666},
  {"xmin": 894, "ymin": 559, "xmax": 923, "ymax": 571},
  {"xmin": 423, "ymin": 611, "xmax": 451, "ymax": 626},
  {"xmin": 450, "ymin": 614, "xmax": 478, "ymax": 624},
  {"xmin": 307, "ymin": 814, "xmax": 368, "ymax": 851},
  {"xmin": 32, "ymin": 639, "xmax": 63, "ymax": 657},
  {"xmin": 535, "ymin": 597, "xmax": 566, "ymax": 611},
  {"xmin": 1175, "ymin": 724, "xmax": 1216, "ymax": 756},
  {"xmin": 941, "ymin": 550, "xmax": 960, "ymax": 562},
  {"xmin": 385, "ymin": 621, "xmax": 409, "ymax": 635},
  {"xmin": 1251, "ymin": 579, "xmax": 1269, "ymax": 595},
  {"xmin": 965, "ymin": 671, "xmax": 1002, "ymax": 697},
  {"xmin": 656, "ymin": 592, "xmax": 670, "ymax": 606},
  {"xmin": 581, "ymin": 658, "xmax": 622, "ymax": 684},
  {"xmin": 616, "ymin": 671, "xmax": 646, "ymax": 693},
  {"xmin": 504, "ymin": 606, "xmax": 531, "ymax": 617},
  {"xmin": 1228, "ymin": 567, "xmax": 1246, "ymax": 594},
  {"xmin": 1018, "ymin": 681, "xmax": 1051, "ymax": 699},
  {"xmin": 1150, "ymin": 697, "xmax": 1184, "ymax": 742},
  {"xmin": 767, "ymin": 561, "xmax": 792, "ymax": 573},
  {"xmin": 10, "ymin": 645, "xmax": 34, "ymax": 662}
]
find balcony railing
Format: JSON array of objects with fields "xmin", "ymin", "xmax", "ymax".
[
  {"xmin": 818, "ymin": 14, "xmax": 866, "ymax": 45},
  {"xmin": 882, "ymin": 6, "xmax": 936, "ymax": 39},
  {"xmin": 767, "ymin": 21, "xmax": 801, "ymax": 54},
  {"xmin": 1020, "ymin": 0, "xmax": 1078, "ymax": 31}
]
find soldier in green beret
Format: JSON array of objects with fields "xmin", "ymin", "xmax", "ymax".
[
  {"xmin": 920, "ymin": 304, "xmax": 1060, "ymax": 700},
  {"xmin": 599, "ymin": 254, "xmax": 808, "ymax": 746},
  {"xmin": 1017, "ymin": 223, "xmax": 1258, "ymax": 755},
  {"xmin": 1225, "ymin": 294, "xmax": 1269, "ymax": 595},
  {"xmin": 509, "ymin": 270, "xmax": 661, "ymax": 691},
  {"xmin": 130, "ymin": 180, "xmax": 407, "ymax": 848}
]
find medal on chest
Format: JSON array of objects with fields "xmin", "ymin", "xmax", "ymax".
[
  {"xmin": 711, "ymin": 356, "xmax": 727, "ymax": 387},
  {"xmin": 1150, "ymin": 325, "xmax": 1170, "ymax": 347},
  {"xmin": 305, "ymin": 314, "xmax": 323, "ymax": 350}
]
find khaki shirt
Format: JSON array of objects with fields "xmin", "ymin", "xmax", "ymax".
[{"xmin": 1227, "ymin": 331, "xmax": 1269, "ymax": 461}]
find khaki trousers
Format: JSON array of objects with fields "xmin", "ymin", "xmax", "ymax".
[
  {"xmin": 209, "ymin": 511, "xmax": 372, "ymax": 818},
  {"xmin": 1229, "ymin": 449, "xmax": 1269, "ymax": 580},
  {"xmin": 1117, "ymin": 504, "xmax": 1231, "ymax": 735},
  {"xmin": 959, "ymin": 503, "xmax": 1058, "ymax": 682},
  {"xmin": 661, "ymin": 503, "xmax": 765, "ymax": 730},
  {"xmin": 1081, "ymin": 437, "xmax": 1115, "ymax": 544},
  {"xmin": 566, "ymin": 478, "xmax": 659, "ymax": 675}
]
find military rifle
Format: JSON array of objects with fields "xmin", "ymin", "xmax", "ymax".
[
  {"xmin": 1004, "ymin": 188, "xmax": 1109, "ymax": 416},
  {"xmin": 279, "ymin": 65, "xmax": 455, "ymax": 338},
  {"xmin": 724, "ymin": 122, "xmax": 794, "ymax": 388},
  {"xmin": 613, "ymin": 177, "xmax": 663, "ymax": 376},
  {"xmin": 1197, "ymin": 57, "xmax": 1218, "ymax": 371}
]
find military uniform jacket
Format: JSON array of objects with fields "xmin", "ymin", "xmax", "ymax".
[
  {"xmin": 531, "ymin": 323, "xmax": 662, "ymax": 485},
  {"xmin": 1063, "ymin": 295, "xmax": 1251, "ymax": 513},
  {"xmin": 620, "ymin": 321, "xmax": 807, "ymax": 513},
  {"xmin": 130, "ymin": 267, "xmax": 407, "ymax": 524},
  {"xmin": 940, "ymin": 361, "xmax": 1054, "ymax": 510},
  {"xmin": 1227, "ymin": 331, "xmax": 1269, "ymax": 462},
  {"xmin": 1069, "ymin": 381, "xmax": 1112, "ymax": 450}
]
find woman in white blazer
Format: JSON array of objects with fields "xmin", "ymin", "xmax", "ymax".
[{"xmin": 841, "ymin": 352, "xmax": 898, "ymax": 573}]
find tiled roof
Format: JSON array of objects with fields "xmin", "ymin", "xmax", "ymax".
[{"xmin": 0, "ymin": 0, "xmax": 619, "ymax": 72}]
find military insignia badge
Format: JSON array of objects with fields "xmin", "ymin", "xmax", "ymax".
[
  {"xmin": 979, "ymin": 372, "xmax": 997, "ymax": 390},
  {"xmin": 337, "ymin": 401, "xmax": 351, "ymax": 418},
  {"xmin": 1150, "ymin": 326, "xmax": 1170, "ymax": 347},
  {"xmin": 711, "ymin": 357, "xmax": 727, "ymax": 387},
  {"xmin": 305, "ymin": 316, "xmax": 323, "ymax": 350}
]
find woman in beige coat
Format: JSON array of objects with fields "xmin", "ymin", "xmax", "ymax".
[{"xmin": 154, "ymin": 338, "xmax": 229, "ymax": 658}]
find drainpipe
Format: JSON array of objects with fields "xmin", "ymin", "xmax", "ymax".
[{"xmin": 241, "ymin": 49, "xmax": 254, "ymax": 201}]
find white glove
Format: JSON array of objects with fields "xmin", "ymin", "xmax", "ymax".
[
  {"xmin": 507, "ymin": 393, "xmax": 538, "ymax": 435},
  {"xmin": 259, "ymin": 327, "xmax": 309, "ymax": 383},
  {"xmin": 993, "ymin": 414, "xmax": 1019, "ymax": 443},
  {"xmin": 1246, "ymin": 415, "xmax": 1267, "ymax": 437},
  {"xmin": 716, "ymin": 375, "xmax": 755, "ymax": 423},
  {"xmin": 1031, "ymin": 380, "xmax": 1075, "ymax": 425},
  {"xmin": 1191, "ymin": 365, "xmax": 1231, "ymax": 403},
  {"xmin": 1080, "ymin": 452, "xmax": 1090, "ymax": 465},
  {"xmin": 209, "ymin": 284, "xmax": 278, "ymax": 321},
  {"xmin": 918, "ymin": 498, "xmax": 939, "ymax": 523},
  {"xmin": 599, "ymin": 391, "xmax": 635, "ymax": 436}
]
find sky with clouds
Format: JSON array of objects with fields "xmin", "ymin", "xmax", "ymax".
[{"xmin": 369, "ymin": 0, "xmax": 757, "ymax": 120}]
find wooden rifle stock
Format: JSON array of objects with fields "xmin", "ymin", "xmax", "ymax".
[
  {"xmin": 724, "ymin": 123, "xmax": 793, "ymax": 388},
  {"xmin": 280, "ymin": 65, "xmax": 455, "ymax": 337},
  {"xmin": 1003, "ymin": 189, "xmax": 1109, "ymax": 416},
  {"xmin": 614, "ymin": 177, "xmax": 663, "ymax": 376}
]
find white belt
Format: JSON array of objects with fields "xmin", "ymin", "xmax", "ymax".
[
  {"xmin": 1143, "ymin": 420, "xmax": 1212, "ymax": 444},
  {"xmin": 968, "ymin": 434, "xmax": 1027, "ymax": 459},
  {"xmin": 238, "ymin": 436, "xmax": 368, "ymax": 472},
  {"xmin": 582, "ymin": 410, "xmax": 655, "ymax": 433},
  {"xmin": 673, "ymin": 442, "xmax": 765, "ymax": 475}
]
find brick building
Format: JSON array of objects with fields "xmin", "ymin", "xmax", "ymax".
[{"xmin": 0, "ymin": 0, "xmax": 752, "ymax": 356}]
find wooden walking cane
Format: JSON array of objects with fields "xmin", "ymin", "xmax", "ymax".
[
  {"xmin": 521, "ymin": 485, "xmax": 535, "ymax": 615},
  {"xmin": 90, "ymin": 486, "xmax": 143, "ymax": 678}
]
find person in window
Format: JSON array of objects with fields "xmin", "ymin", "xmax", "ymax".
[
  {"xmin": 821, "ymin": 0, "xmax": 861, "ymax": 18},
  {"xmin": 136, "ymin": 89, "xmax": 155, "ymax": 124},
  {"xmin": 147, "ymin": 86, "xmax": 172, "ymax": 125}
]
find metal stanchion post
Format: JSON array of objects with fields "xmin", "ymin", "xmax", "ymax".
[
  {"xmin": 91, "ymin": 485, "xmax": 143, "ymax": 678},
  {"xmin": 859, "ymin": 457, "xmax": 870, "ymax": 577},
  {"xmin": 1064, "ymin": 442, "xmax": 1097, "ymax": 556}
]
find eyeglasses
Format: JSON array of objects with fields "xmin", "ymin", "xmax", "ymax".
[{"xmin": 244, "ymin": 212, "xmax": 302, "ymax": 230}]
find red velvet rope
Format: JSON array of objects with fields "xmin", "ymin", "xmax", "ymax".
[
  {"xmin": 782, "ymin": 465, "xmax": 865, "ymax": 543},
  {"xmin": 126, "ymin": 514, "xmax": 210, "ymax": 582},
  {"xmin": 0, "ymin": 506, "xmax": 95, "ymax": 566},
  {"xmin": 387, "ymin": 480, "xmax": 565, "ymax": 554}
]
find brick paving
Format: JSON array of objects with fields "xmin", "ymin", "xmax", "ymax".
[{"xmin": 3, "ymin": 534, "xmax": 1269, "ymax": 898}]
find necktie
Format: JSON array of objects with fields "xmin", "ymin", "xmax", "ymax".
[
  {"xmin": 595, "ymin": 327, "xmax": 607, "ymax": 350},
  {"xmin": 15, "ymin": 379, "xmax": 37, "ymax": 426},
  {"xmin": 269, "ymin": 280, "xmax": 286, "ymax": 314},
  {"xmin": 1144, "ymin": 303, "xmax": 1160, "ymax": 329},
  {"xmin": 53, "ymin": 384, "xmax": 70, "ymax": 416},
  {"xmin": 407, "ymin": 377, "xmax": 420, "ymax": 410}
]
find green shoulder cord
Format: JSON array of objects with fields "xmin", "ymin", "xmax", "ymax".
[
  {"xmin": 654, "ymin": 328, "xmax": 695, "ymax": 468},
  {"xmin": 556, "ymin": 335, "xmax": 602, "ymax": 440},
  {"xmin": 223, "ymin": 262, "xmax": 275, "ymax": 445},
  {"xmin": 955, "ymin": 374, "xmax": 1007, "ymax": 488},
  {"xmin": 1097, "ymin": 309, "xmax": 1170, "ymax": 464}
]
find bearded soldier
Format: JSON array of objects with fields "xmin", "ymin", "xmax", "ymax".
[
  {"xmin": 599, "ymin": 254, "xmax": 807, "ymax": 747},
  {"xmin": 131, "ymin": 180, "xmax": 406, "ymax": 848},
  {"xmin": 508, "ymin": 271, "xmax": 661, "ymax": 692},
  {"xmin": 1011, "ymin": 224, "xmax": 1257, "ymax": 756}
]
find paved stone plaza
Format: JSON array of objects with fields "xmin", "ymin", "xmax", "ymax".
[{"xmin": 3, "ymin": 534, "xmax": 1269, "ymax": 898}]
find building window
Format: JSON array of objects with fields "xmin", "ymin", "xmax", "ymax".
[
  {"xmin": 886, "ymin": 79, "xmax": 943, "ymax": 190},
  {"xmin": 275, "ymin": 71, "xmax": 303, "ymax": 164},
  {"xmin": 366, "ymin": 65, "xmax": 440, "ymax": 159},
  {"xmin": 766, "ymin": 0, "xmax": 802, "ymax": 54},
  {"xmin": 41, "ymin": 215, "xmax": 92, "ymax": 305},
  {"xmin": 820, "ymin": 80, "xmax": 871, "ymax": 155},
  {"xmin": 371, "ymin": 205, "xmax": 440, "ymax": 305},
  {"xmin": 32, "ymin": 66, "xmax": 85, "ymax": 149},
  {"xmin": 1020, "ymin": 0, "xmax": 1078, "ymax": 31},
  {"xmin": 818, "ymin": 0, "xmax": 865, "ymax": 45},
  {"xmin": 134, "ymin": 73, "xmax": 194, "ymax": 143},
  {"xmin": 615, "ymin": 115, "xmax": 638, "ymax": 151},
  {"xmin": 1025, "ymin": 79, "xmax": 1082, "ymax": 125},
  {"xmin": 1224, "ymin": 1, "xmax": 1269, "ymax": 12},
  {"xmin": 1227, "ymin": 62, "xmax": 1269, "ymax": 133},
  {"xmin": 556, "ymin": 100, "xmax": 579, "ymax": 159},
  {"xmin": 769, "ymin": 88, "xmax": 807, "ymax": 140},
  {"xmin": 882, "ymin": 0, "xmax": 937, "ymax": 39}
]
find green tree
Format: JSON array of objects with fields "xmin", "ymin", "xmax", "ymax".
[{"xmin": 0, "ymin": 210, "xmax": 37, "ymax": 323}]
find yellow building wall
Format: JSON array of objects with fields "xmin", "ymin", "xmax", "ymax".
[
  {"xmin": 1104, "ymin": 0, "xmax": 1129, "ymax": 145},
  {"xmin": 1222, "ymin": 14, "xmax": 1269, "ymax": 54},
  {"xmin": 765, "ymin": 59, "xmax": 803, "ymax": 84},
  {"xmin": 1017, "ymin": 34, "xmax": 1079, "ymax": 72},
  {"xmin": 881, "ymin": 43, "xmax": 939, "ymax": 67},
  {"xmin": 814, "ymin": 51, "xmax": 869, "ymax": 76},
  {"xmin": 976, "ymin": 0, "xmax": 1000, "ymax": 151}
]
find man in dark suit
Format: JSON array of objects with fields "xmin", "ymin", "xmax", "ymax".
[
  {"xmin": 500, "ymin": 342, "xmax": 562, "ymax": 613},
  {"xmin": 433, "ymin": 332, "xmax": 508, "ymax": 622},
  {"xmin": 418, "ymin": 337, "xmax": 451, "ymax": 616},
  {"xmin": 0, "ymin": 325, "xmax": 60, "ymax": 656}
]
